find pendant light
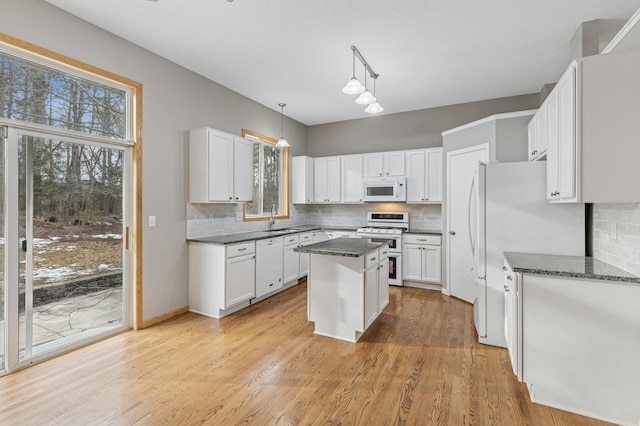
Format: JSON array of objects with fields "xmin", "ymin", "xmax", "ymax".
[
  {"xmin": 275, "ymin": 103, "xmax": 289, "ymax": 147},
  {"xmin": 355, "ymin": 71, "xmax": 376, "ymax": 105},
  {"xmin": 342, "ymin": 49, "xmax": 365, "ymax": 94},
  {"xmin": 364, "ymin": 78, "xmax": 383, "ymax": 113}
]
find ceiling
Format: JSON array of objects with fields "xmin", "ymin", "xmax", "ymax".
[{"xmin": 44, "ymin": 0, "xmax": 640, "ymax": 126}]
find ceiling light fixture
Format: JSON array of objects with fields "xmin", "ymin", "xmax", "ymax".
[
  {"xmin": 342, "ymin": 49, "xmax": 365, "ymax": 94},
  {"xmin": 364, "ymin": 78, "xmax": 384, "ymax": 114},
  {"xmin": 275, "ymin": 103, "xmax": 289, "ymax": 148},
  {"xmin": 343, "ymin": 46, "xmax": 383, "ymax": 114}
]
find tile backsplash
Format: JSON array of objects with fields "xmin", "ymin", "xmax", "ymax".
[
  {"xmin": 186, "ymin": 202, "xmax": 442, "ymax": 239},
  {"xmin": 592, "ymin": 203, "xmax": 640, "ymax": 276}
]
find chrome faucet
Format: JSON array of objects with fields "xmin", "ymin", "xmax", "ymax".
[{"xmin": 269, "ymin": 204, "xmax": 277, "ymax": 231}]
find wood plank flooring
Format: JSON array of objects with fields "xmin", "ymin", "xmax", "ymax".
[{"xmin": 0, "ymin": 283, "xmax": 611, "ymax": 425}]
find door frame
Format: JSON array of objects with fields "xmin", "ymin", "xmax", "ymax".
[{"xmin": 2, "ymin": 122, "xmax": 134, "ymax": 372}]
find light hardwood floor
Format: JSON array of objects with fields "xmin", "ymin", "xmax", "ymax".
[{"xmin": 0, "ymin": 282, "xmax": 610, "ymax": 425}]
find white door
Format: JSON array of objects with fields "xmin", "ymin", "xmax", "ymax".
[{"xmin": 447, "ymin": 144, "xmax": 488, "ymax": 303}]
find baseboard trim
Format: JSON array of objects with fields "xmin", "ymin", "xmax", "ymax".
[{"xmin": 140, "ymin": 305, "xmax": 189, "ymax": 329}]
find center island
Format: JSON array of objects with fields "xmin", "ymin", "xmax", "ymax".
[{"xmin": 295, "ymin": 237, "xmax": 389, "ymax": 342}]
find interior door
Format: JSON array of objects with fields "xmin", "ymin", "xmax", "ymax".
[
  {"xmin": 4, "ymin": 127, "xmax": 129, "ymax": 371},
  {"xmin": 447, "ymin": 144, "xmax": 489, "ymax": 303}
]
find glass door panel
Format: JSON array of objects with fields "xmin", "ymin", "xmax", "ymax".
[{"xmin": 17, "ymin": 133, "xmax": 125, "ymax": 359}]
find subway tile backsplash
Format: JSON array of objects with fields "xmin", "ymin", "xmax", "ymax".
[
  {"xmin": 592, "ymin": 203, "xmax": 640, "ymax": 276},
  {"xmin": 186, "ymin": 203, "xmax": 442, "ymax": 239}
]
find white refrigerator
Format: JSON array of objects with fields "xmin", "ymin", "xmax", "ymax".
[{"xmin": 470, "ymin": 161, "xmax": 585, "ymax": 348}]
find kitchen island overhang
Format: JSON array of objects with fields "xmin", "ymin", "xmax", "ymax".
[{"xmin": 295, "ymin": 238, "xmax": 390, "ymax": 342}]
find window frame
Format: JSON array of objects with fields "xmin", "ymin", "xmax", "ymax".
[
  {"xmin": 0, "ymin": 31, "xmax": 144, "ymax": 330},
  {"xmin": 241, "ymin": 129, "xmax": 289, "ymax": 222}
]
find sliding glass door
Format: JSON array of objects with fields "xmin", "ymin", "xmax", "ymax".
[{"xmin": 2, "ymin": 125, "xmax": 131, "ymax": 371}]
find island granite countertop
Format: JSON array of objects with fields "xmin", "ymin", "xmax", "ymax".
[
  {"xmin": 187, "ymin": 225, "xmax": 364, "ymax": 245},
  {"xmin": 504, "ymin": 252, "xmax": 640, "ymax": 284},
  {"xmin": 295, "ymin": 237, "xmax": 385, "ymax": 257}
]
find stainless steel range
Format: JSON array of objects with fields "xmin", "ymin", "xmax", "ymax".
[{"xmin": 356, "ymin": 212, "xmax": 408, "ymax": 286}]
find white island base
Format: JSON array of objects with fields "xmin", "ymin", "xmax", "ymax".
[{"xmin": 306, "ymin": 243, "xmax": 388, "ymax": 343}]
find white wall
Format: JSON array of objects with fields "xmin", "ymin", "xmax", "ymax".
[{"xmin": 1, "ymin": 0, "xmax": 308, "ymax": 321}]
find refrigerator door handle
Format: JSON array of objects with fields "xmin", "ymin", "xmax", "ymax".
[{"xmin": 468, "ymin": 175, "xmax": 476, "ymax": 257}]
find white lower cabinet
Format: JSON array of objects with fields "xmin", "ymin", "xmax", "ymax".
[
  {"xmin": 503, "ymin": 256, "xmax": 640, "ymax": 425},
  {"xmin": 255, "ymin": 237, "xmax": 284, "ymax": 298},
  {"xmin": 189, "ymin": 241, "xmax": 255, "ymax": 318},
  {"xmin": 308, "ymin": 246, "xmax": 389, "ymax": 342},
  {"xmin": 283, "ymin": 234, "xmax": 300, "ymax": 284},
  {"xmin": 402, "ymin": 234, "xmax": 442, "ymax": 284},
  {"xmin": 298, "ymin": 232, "xmax": 313, "ymax": 277}
]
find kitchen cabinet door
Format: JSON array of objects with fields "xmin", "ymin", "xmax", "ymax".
[
  {"xmin": 364, "ymin": 265, "xmax": 379, "ymax": 329},
  {"xmin": 402, "ymin": 244, "xmax": 422, "ymax": 281},
  {"xmin": 341, "ymin": 154, "xmax": 364, "ymax": 203},
  {"xmin": 283, "ymin": 244, "xmax": 299, "ymax": 284},
  {"xmin": 226, "ymin": 254, "xmax": 256, "ymax": 307},
  {"xmin": 385, "ymin": 151, "xmax": 406, "ymax": 177},
  {"xmin": 422, "ymin": 246, "xmax": 441, "ymax": 283},
  {"xmin": 233, "ymin": 137, "xmax": 254, "ymax": 202},
  {"xmin": 425, "ymin": 149, "xmax": 443, "ymax": 202},
  {"xmin": 206, "ymin": 130, "xmax": 234, "ymax": 201},
  {"xmin": 292, "ymin": 156, "xmax": 314, "ymax": 204},
  {"xmin": 406, "ymin": 150, "xmax": 426, "ymax": 202},
  {"xmin": 298, "ymin": 234, "xmax": 313, "ymax": 277},
  {"xmin": 363, "ymin": 151, "xmax": 405, "ymax": 177},
  {"xmin": 555, "ymin": 62, "xmax": 577, "ymax": 201},
  {"xmin": 314, "ymin": 157, "xmax": 341, "ymax": 203},
  {"xmin": 406, "ymin": 149, "xmax": 442, "ymax": 202},
  {"xmin": 527, "ymin": 114, "xmax": 538, "ymax": 161},
  {"xmin": 378, "ymin": 257, "xmax": 389, "ymax": 312}
]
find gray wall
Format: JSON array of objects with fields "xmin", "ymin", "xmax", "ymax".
[
  {"xmin": 2, "ymin": 0, "xmax": 307, "ymax": 322},
  {"xmin": 307, "ymin": 94, "xmax": 539, "ymax": 157}
]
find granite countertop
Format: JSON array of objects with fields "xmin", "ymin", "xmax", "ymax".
[
  {"xmin": 406, "ymin": 228, "xmax": 442, "ymax": 235},
  {"xmin": 504, "ymin": 252, "xmax": 640, "ymax": 284},
  {"xmin": 187, "ymin": 225, "xmax": 363, "ymax": 245},
  {"xmin": 295, "ymin": 237, "xmax": 385, "ymax": 257}
]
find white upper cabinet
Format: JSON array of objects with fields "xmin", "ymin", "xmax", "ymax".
[
  {"xmin": 363, "ymin": 151, "xmax": 406, "ymax": 177},
  {"xmin": 527, "ymin": 103, "xmax": 547, "ymax": 161},
  {"xmin": 314, "ymin": 156, "xmax": 341, "ymax": 203},
  {"xmin": 189, "ymin": 127, "xmax": 253, "ymax": 203},
  {"xmin": 341, "ymin": 154, "xmax": 364, "ymax": 203},
  {"xmin": 406, "ymin": 148, "xmax": 443, "ymax": 203},
  {"xmin": 292, "ymin": 156, "xmax": 314, "ymax": 204},
  {"xmin": 544, "ymin": 49, "xmax": 640, "ymax": 203}
]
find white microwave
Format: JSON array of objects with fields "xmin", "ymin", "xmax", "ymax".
[{"xmin": 363, "ymin": 177, "xmax": 407, "ymax": 202}]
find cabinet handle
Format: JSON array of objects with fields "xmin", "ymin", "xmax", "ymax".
[
  {"xmin": 229, "ymin": 197, "xmax": 232, "ymax": 200},
  {"xmin": 504, "ymin": 285, "xmax": 509, "ymax": 292},
  {"xmin": 507, "ymin": 275, "xmax": 512, "ymax": 281},
  {"xmin": 502, "ymin": 266, "xmax": 507, "ymax": 271},
  {"xmin": 269, "ymin": 283, "xmax": 274, "ymax": 287},
  {"xmin": 238, "ymin": 248, "xmax": 247, "ymax": 252},
  {"xmin": 449, "ymin": 230, "xmax": 456, "ymax": 235},
  {"xmin": 417, "ymin": 238, "xmax": 427, "ymax": 242},
  {"xmin": 235, "ymin": 196, "xmax": 239, "ymax": 200},
  {"xmin": 370, "ymin": 257, "xmax": 377, "ymax": 261}
]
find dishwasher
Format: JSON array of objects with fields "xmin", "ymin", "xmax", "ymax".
[{"xmin": 255, "ymin": 237, "xmax": 283, "ymax": 298}]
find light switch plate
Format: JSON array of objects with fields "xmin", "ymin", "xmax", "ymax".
[
  {"xmin": 236, "ymin": 212, "xmax": 242, "ymax": 221},
  {"xmin": 225, "ymin": 213, "xmax": 231, "ymax": 222}
]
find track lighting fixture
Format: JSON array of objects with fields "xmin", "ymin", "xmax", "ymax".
[{"xmin": 342, "ymin": 46, "xmax": 383, "ymax": 114}]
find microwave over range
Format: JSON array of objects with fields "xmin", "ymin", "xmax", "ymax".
[{"xmin": 363, "ymin": 177, "xmax": 406, "ymax": 202}]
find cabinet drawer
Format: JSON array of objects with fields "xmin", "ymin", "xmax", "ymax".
[
  {"xmin": 226, "ymin": 241, "xmax": 255, "ymax": 258},
  {"xmin": 379, "ymin": 246, "xmax": 389, "ymax": 260},
  {"xmin": 299, "ymin": 232, "xmax": 313, "ymax": 243},
  {"xmin": 283, "ymin": 234, "xmax": 300, "ymax": 246},
  {"xmin": 365, "ymin": 251, "xmax": 379, "ymax": 270},
  {"xmin": 404, "ymin": 234, "xmax": 441, "ymax": 245}
]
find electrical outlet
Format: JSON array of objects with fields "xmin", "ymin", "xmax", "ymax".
[
  {"xmin": 236, "ymin": 212, "xmax": 242, "ymax": 221},
  {"xmin": 225, "ymin": 213, "xmax": 231, "ymax": 222},
  {"xmin": 208, "ymin": 214, "xmax": 214, "ymax": 223},
  {"xmin": 148, "ymin": 216, "xmax": 156, "ymax": 227}
]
